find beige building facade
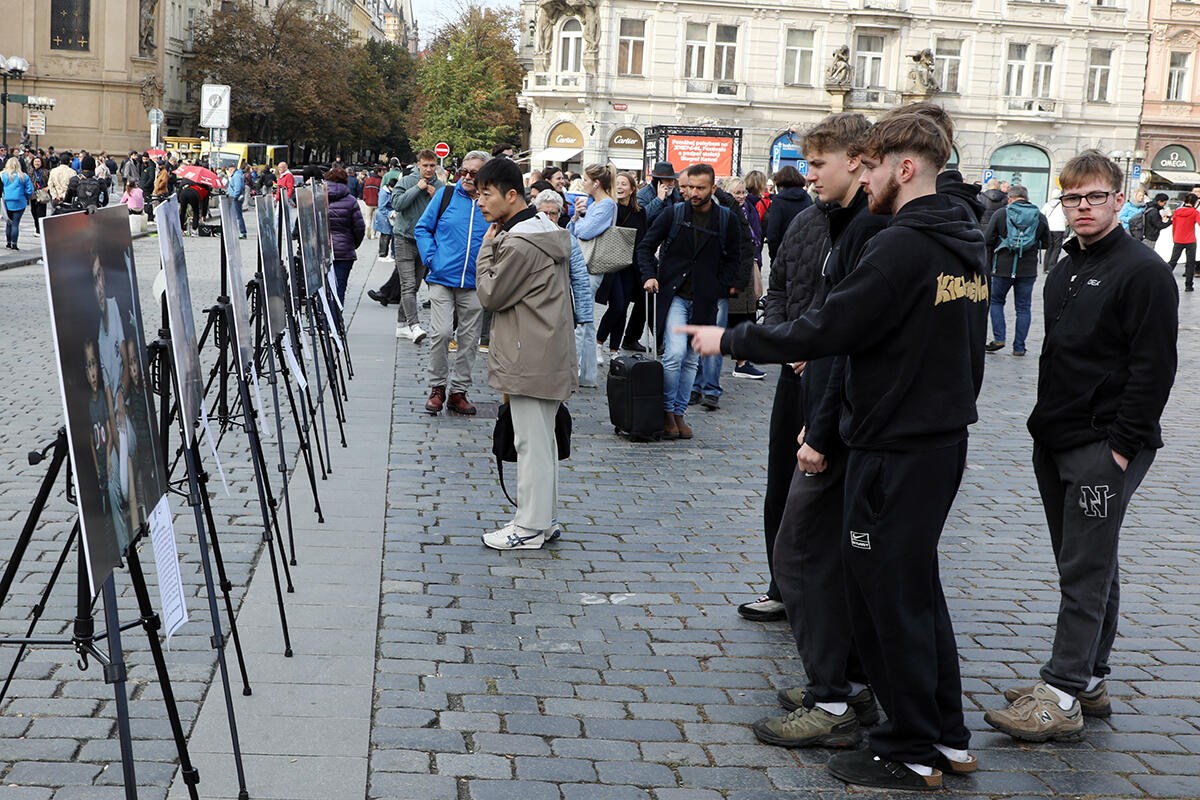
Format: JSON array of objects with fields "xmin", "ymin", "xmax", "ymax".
[
  {"xmin": 1139, "ymin": 0, "xmax": 1200, "ymax": 192},
  {"xmin": 518, "ymin": 0, "xmax": 1150, "ymax": 205},
  {"xmin": 1, "ymin": 0, "xmax": 164, "ymax": 152}
]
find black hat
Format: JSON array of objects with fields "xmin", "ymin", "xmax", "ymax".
[
  {"xmin": 1155, "ymin": 193, "xmax": 1169, "ymax": 203},
  {"xmin": 81, "ymin": 155, "xmax": 96, "ymax": 172},
  {"xmin": 650, "ymin": 161, "xmax": 677, "ymax": 179}
]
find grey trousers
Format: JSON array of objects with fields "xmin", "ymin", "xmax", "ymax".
[
  {"xmin": 427, "ymin": 283, "xmax": 482, "ymax": 393},
  {"xmin": 395, "ymin": 237, "xmax": 423, "ymax": 327},
  {"xmin": 1034, "ymin": 439, "xmax": 1155, "ymax": 694},
  {"xmin": 510, "ymin": 395, "xmax": 559, "ymax": 532}
]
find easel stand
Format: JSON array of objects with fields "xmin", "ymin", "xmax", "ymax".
[
  {"xmin": 0, "ymin": 430, "xmax": 202, "ymax": 800},
  {"xmin": 152, "ymin": 326, "xmax": 251, "ymax": 799},
  {"xmin": 307, "ymin": 290, "xmax": 348, "ymax": 449}
]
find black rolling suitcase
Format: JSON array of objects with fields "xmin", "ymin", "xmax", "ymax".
[{"xmin": 607, "ymin": 293, "xmax": 663, "ymax": 441}]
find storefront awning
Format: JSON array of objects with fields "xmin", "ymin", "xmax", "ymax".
[
  {"xmin": 535, "ymin": 147, "xmax": 582, "ymax": 163},
  {"xmin": 1151, "ymin": 169, "xmax": 1200, "ymax": 186},
  {"xmin": 608, "ymin": 156, "xmax": 643, "ymax": 171}
]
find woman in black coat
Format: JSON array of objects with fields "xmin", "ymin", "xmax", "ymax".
[
  {"xmin": 764, "ymin": 166, "xmax": 813, "ymax": 262},
  {"xmin": 27, "ymin": 156, "xmax": 49, "ymax": 235},
  {"xmin": 596, "ymin": 172, "xmax": 648, "ymax": 356}
]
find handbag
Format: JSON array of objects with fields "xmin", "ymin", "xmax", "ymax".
[
  {"xmin": 492, "ymin": 401, "xmax": 571, "ymax": 506},
  {"xmin": 34, "ymin": 187, "xmax": 51, "ymax": 205},
  {"xmin": 580, "ymin": 225, "xmax": 637, "ymax": 275}
]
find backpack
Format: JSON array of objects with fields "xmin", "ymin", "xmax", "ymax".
[
  {"xmin": 1129, "ymin": 206, "xmax": 1148, "ymax": 241},
  {"xmin": 661, "ymin": 201, "xmax": 731, "ymax": 260},
  {"xmin": 754, "ymin": 194, "xmax": 771, "ymax": 222},
  {"xmin": 75, "ymin": 175, "xmax": 105, "ymax": 210},
  {"xmin": 994, "ymin": 201, "xmax": 1040, "ymax": 276}
]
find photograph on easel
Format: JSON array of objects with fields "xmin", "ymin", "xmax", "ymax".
[
  {"xmin": 255, "ymin": 196, "xmax": 290, "ymax": 341},
  {"xmin": 157, "ymin": 196, "xmax": 205, "ymax": 443},
  {"xmin": 294, "ymin": 184, "xmax": 323, "ymax": 298},
  {"xmin": 40, "ymin": 206, "xmax": 168, "ymax": 592},
  {"xmin": 219, "ymin": 196, "xmax": 256, "ymax": 376},
  {"xmin": 312, "ymin": 178, "xmax": 332, "ymax": 267}
]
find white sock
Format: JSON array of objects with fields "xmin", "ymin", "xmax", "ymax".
[
  {"xmin": 934, "ymin": 743, "xmax": 971, "ymax": 762},
  {"xmin": 848, "ymin": 682, "xmax": 869, "ymax": 695},
  {"xmin": 905, "ymin": 761, "xmax": 934, "ymax": 776},
  {"xmin": 1086, "ymin": 675, "xmax": 1103, "ymax": 692},
  {"xmin": 1047, "ymin": 683, "xmax": 1075, "ymax": 710},
  {"xmin": 816, "ymin": 701, "xmax": 848, "ymax": 716}
]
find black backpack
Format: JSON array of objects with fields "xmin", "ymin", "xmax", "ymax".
[
  {"xmin": 1129, "ymin": 206, "xmax": 1148, "ymax": 241},
  {"xmin": 75, "ymin": 175, "xmax": 105, "ymax": 210}
]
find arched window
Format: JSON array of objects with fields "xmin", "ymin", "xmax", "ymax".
[
  {"xmin": 989, "ymin": 143, "xmax": 1051, "ymax": 205},
  {"xmin": 559, "ymin": 18, "xmax": 583, "ymax": 73}
]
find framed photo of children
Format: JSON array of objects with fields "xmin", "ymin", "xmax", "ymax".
[
  {"xmin": 156, "ymin": 195, "xmax": 205, "ymax": 443},
  {"xmin": 40, "ymin": 206, "xmax": 168, "ymax": 593},
  {"xmin": 294, "ymin": 185, "xmax": 324, "ymax": 298}
]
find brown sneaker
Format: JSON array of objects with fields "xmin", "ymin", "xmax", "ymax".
[
  {"xmin": 984, "ymin": 681, "xmax": 1084, "ymax": 742},
  {"xmin": 663, "ymin": 411, "xmax": 679, "ymax": 440},
  {"xmin": 1002, "ymin": 680, "xmax": 1110, "ymax": 717},
  {"xmin": 447, "ymin": 392, "xmax": 477, "ymax": 415},
  {"xmin": 674, "ymin": 414, "xmax": 693, "ymax": 439},
  {"xmin": 425, "ymin": 385, "xmax": 446, "ymax": 414},
  {"xmin": 778, "ymin": 686, "xmax": 881, "ymax": 727}
]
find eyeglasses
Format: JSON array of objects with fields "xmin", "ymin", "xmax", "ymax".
[
  {"xmin": 1061, "ymin": 191, "xmax": 1114, "ymax": 208},
  {"xmin": 460, "ymin": 168, "xmax": 478, "ymax": 178}
]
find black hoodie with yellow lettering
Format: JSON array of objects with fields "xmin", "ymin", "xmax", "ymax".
[{"xmin": 723, "ymin": 192, "xmax": 988, "ymax": 451}]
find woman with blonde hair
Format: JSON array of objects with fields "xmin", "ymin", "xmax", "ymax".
[
  {"xmin": 596, "ymin": 170, "xmax": 648, "ymax": 357},
  {"xmin": 568, "ymin": 162, "xmax": 618, "ymax": 385},
  {"xmin": 1, "ymin": 157, "xmax": 33, "ymax": 250}
]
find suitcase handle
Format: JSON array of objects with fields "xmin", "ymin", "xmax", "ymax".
[{"xmin": 644, "ymin": 290, "xmax": 657, "ymax": 362}]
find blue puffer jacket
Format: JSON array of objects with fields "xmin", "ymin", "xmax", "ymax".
[
  {"xmin": 374, "ymin": 186, "xmax": 394, "ymax": 235},
  {"xmin": 568, "ymin": 235, "xmax": 593, "ymax": 325},
  {"xmin": 1, "ymin": 170, "xmax": 32, "ymax": 211},
  {"xmin": 413, "ymin": 184, "xmax": 487, "ymax": 290}
]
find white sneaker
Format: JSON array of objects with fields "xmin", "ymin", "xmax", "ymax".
[
  {"xmin": 597, "ymin": 342, "xmax": 605, "ymax": 365},
  {"xmin": 378, "ymin": 255, "xmax": 393, "ymax": 262},
  {"xmin": 396, "ymin": 324, "xmax": 411, "ymax": 339},
  {"xmin": 483, "ymin": 522, "xmax": 545, "ymax": 551},
  {"xmin": 409, "ymin": 324, "xmax": 427, "ymax": 343}
]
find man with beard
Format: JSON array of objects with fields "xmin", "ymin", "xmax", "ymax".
[{"xmin": 679, "ymin": 110, "xmax": 988, "ymax": 791}]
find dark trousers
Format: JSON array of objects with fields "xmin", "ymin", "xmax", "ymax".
[
  {"xmin": 624, "ymin": 291, "xmax": 647, "ymax": 343},
  {"xmin": 1033, "ymin": 440, "xmax": 1154, "ymax": 694},
  {"xmin": 1168, "ymin": 241, "xmax": 1196, "ymax": 288},
  {"xmin": 761, "ymin": 368, "xmax": 805, "ymax": 601},
  {"xmin": 843, "ymin": 442, "xmax": 970, "ymax": 765},
  {"xmin": 1043, "ymin": 230, "xmax": 1065, "ymax": 272},
  {"xmin": 332, "ymin": 259, "xmax": 353, "ymax": 306},
  {"xmin": 31, "ymin": 201, "xmax": 47, "ymax": 233},
  {"xmin": 178, "ymin": 188, "xmax": 202, "ymax": 232},
  {"xmin": 774, "ymin": 452, "xmax": 869, "ymax": 700},
  {"xmin": 378, "ymin": 233, "xmax": 392, "ymax": 258},
  {"xmin": 378, "ymin": 264, "xmax": 402, "ymax": 302}
]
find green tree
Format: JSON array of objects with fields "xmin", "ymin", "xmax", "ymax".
[
  {"xmin": 356, "ymin": 40, "xmax": 418, "ymax": 159},
  {"xmin": 410, "ymin": 4, "xmax": 522, "ymax": 157}
]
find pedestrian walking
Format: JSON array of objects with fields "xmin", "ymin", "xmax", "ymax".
[
  {"xmin": 1040, "ymin": 190, "xmax": 1067, "ymax": 271},
  {"xmin": 681, "ymin": 110, "xmax": 988, "ymax": 791},
  {"xmin": 139, "ymin": 154, "xmax": 158, "ymax": 222},
  {"xmin": 984, "ymin": 185, "xmax": 1049, "ymax": 356},
  {"xmin": 275, "ymin": 161, "xmax": 296, "ymax": 202},
  {"xmin": 374, "ymin": 177, "xmax": 397, "ymax": 262},
  {"xmin": 594, "ymin": 172, "xmax": 647, "ymax": 359},
  {"xmin": 976, "ymin": 178, "xmax": 1008, "ymax": 230},
  {"xmin": 985, "ymin": 150, "xmax": 1178, "ymax": 744},
  {"xmin": 324, "ymin": 166, "xmax": 366, "ymax": 306},
  {"xmin": 413, "ymin": 150, "xmax": 490, "ymax": 415},
  {"xmin": 568, "ymin": 163, "xmax": 618, "ymax": 386},
  {"xmin": 27, "ymin": 155, "xmax": 49, "ymax": 236},
  {"xmin": 226, "ymin": 164, "xmax": 247, "ymax": 238},
  {"xmin": 63, "ymin": 156, "xmax": 108, "ymax": 213},
  {"xmin": 764, "ymin": 166, "xmax": 812, "ymax": 261},
  {"xmin": 475, "ymin": 157, "xmax": 577, "ymax": 551},
  {"xmin": 1138, "ymin": 193, "xmax": 1171, "ymax": 252},
  {"xmin": 1167, "ymin": 193, "xmax": 1199, "ymax": 290},
  {"xmin": 48, "ymin": 152, "xmax": 75, "ymax": 212},
  {"xmin": 1, "ymin": 157, "xmax": 33, "ymax": 249},
  {"xmin": 363, "ymin": 166, "xmax": 382, "ymax": 239}
]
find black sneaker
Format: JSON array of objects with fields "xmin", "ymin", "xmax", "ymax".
[
  {"xmin": 689, "ymin": 391, "xmax": 700, "ymax": 406},
  {"xmin": 737, "ymin": 594, "xmax": 785, "ymax": 621},
  {"xmin": 700, "ymin": 394, "xmax": 720, "ymax": 411},
  {"xmin": 367, "ymin": 289, "xmax": 390, "ymax": 307},
  {"xmin": 827, "ymin": 749, "xmax": 941, "ymax": 791},
  {"xmin": 778, "ymin": 686, "xmax": 881, "ymax": 727},
  {"xmin": 985, "ymin": 341, "xmax": 1006, "ymax": 352},
  {"xmin": 622, "ymin": 339, "xmax": 647, "ymax": 353}
]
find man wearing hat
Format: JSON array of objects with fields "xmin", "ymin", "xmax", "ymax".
[{"xmin": 638, "ymin": 161, "xmax": 684, "ymax": 224}]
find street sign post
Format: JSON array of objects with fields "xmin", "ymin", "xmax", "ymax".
[
  {"xmin": 26, "ymin": 108, "xmax": 45, "ymax": 136},
  {"xmin": 148, "ymin": 108, "xmax": 164, "ymax": 149},
  {"xmin": 434, "ymin": 141, "xmax": 450, "ymax": 168},
  {"xmin": 1132, "ymin": 164, "xmax": 1143, "ymax": 182},
  {"xmin": 199, "ymin": 84, "xmax": 231, "ymax": 130},
  {"xmin": 983, "ymin": 168, "xmax": 995, "ymax": 184}
]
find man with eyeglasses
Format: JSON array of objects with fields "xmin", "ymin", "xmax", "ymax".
[
  {"xmin": 985, "ymin": 150, "xmax": 1177, "ymax": 744},
  {"xmin": 414, "ymin": 150, "xmax": 491, "ymax": 415}
]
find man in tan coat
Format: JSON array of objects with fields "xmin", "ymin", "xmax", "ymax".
[
  {"xmin": 48, "ymin": 153, "xmax": 76, "ymax": 210},
  {"xmin": 475, "ymin": 157, "xmax": 577, "ymax": 550}
]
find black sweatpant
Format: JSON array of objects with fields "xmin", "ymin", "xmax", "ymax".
[
  {"xmin": 623, "ymin": 291, "xmax": 647, "ymax": 342},
  {"xmin": 774, "ymin": 452, "xmax": 869, "ymax": 700},
  {"xmin": 1168, "ymin": 241, "xmax": 1196, "ymax": 288},
  {"xmin": 761, "ymin": 367, "xmax": 804, "ymax": 601},
  {"xmin": 1042, "ymin": 230, "xmax": 1065, "ymax": 272},
  {"xmin": 1033, "ymin": 440, "xmax": 1154, "ymax": 694},
  {"xmin": 843, "ymin": 441, "xmax": 970, "ymax": 765}
]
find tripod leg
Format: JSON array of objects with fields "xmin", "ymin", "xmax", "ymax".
[
  {"xmin": 125, "ymin": 549, "xmax": 203, "ymax": 800},
  {"xmin": 306, "ymin": 308, "xmax": 334, "ymax": 472},
  {"xmin": 194, "ymin": 475, "xmax": 252, "ymax": 695},
  {"xmin": 315, "ymin": 314, "xmax": 348, "ymax": 445},
  {"xmin": 265, "ymin": 344, "xmax": 303, "ymax": 563},
  {"xmin": 277, "ymin": 339, "xmax": 324, "ymax": 518},
  {"xmin": 100, "ymin": 574, "xmax": 139, "ymax": 800}
]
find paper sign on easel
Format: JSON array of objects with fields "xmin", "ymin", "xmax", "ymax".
[
  {"xmin": 283, "ymin": 335, "xmax": 307, "ymax": 391},
  {"xmin": 250, "ymin": 368, "xmax": 269, "ymax": 439},
  {"xmin": 319, "ymin": 292, "xmax": 345, "ymax": 355},
  {"xmin": 200, "ymin": 403, "xmax": 229, "ymax": 495},
  {"xmin": 148, "ymin": 495, "xmax": 188, "ymax": 647},
  {"xmin": 327, "ymin": 266, "xmax": 344, "ymax": 312}
]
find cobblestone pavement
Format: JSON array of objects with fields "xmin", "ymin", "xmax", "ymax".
[{"xmin": 2, "ymin": 219, "xmax": 1200, "ymax": 799}]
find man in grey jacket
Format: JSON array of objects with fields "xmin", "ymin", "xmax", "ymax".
[
  {"xmin": 369, "ymin": 149, "xmax": 442, "ymax": 342},
  {"xmin": 475, "ymin": 157, "xmax": 577, "ymax": 550}
]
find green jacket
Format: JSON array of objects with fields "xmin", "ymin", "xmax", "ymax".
[{"xmin": 391, "ymin": 172, "xmax": 444, "ymax": 240}]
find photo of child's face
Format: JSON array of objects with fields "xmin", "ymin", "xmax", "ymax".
[
  {"xmin": 92, "ymin": 253, "xmax": 106, "ymax": 312},
  {"xmin": 127, "ymin": 340, "xmax": 141, "ymax": 386},
  {"xmin": 84, "ymin": 342, "xmax": 99, "ymax": 392}
]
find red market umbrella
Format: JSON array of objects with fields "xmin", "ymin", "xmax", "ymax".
[
  {"xmin": 147, "ymin": 149, "xmax": 167, "ymax": 159},
  {"xmin": 175, "ymin": 164, "xmax": 222, "ymax": 190}
]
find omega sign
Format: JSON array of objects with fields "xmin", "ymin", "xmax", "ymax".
[
  {"xmin": 1154, "ymin": 144, "xmax": 1195, "ymax": 172},
  {"xmin": 547, "ymin": 122, "xmax": 583, "ymax": 147},
  {"xmin": 608, "ymin": 128, "xmax": 644, "ymax": 149}
]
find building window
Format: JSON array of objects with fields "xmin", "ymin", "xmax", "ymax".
[
  {"xmin": 854, "ymin": 34, "xmax": 885, "ymax": 89},
  {"xmin": 684, "ymin": 22, "xmax": 708, "ymax": 80},
  {"xmin": 186, "ymin": 7, "xmax": 196, "ymax": 50},
  {"xmin": 617, "ymin": 19, "xmax": 645, "ymax": 76},
  {"xmin": 50, "ymin": 0, "xmax": 90, "ymax": 51},
  {"xmin": 784, "ymin": 29, "xmax": 814, "ymax": 86},
  {"xmin": 559, "ymin": 18, "xmax": 583, "ymax": 73},
  {"xmin": 934, "ymin": 38, "xmax": 962, "ymax": 94},
  {"xmin": 1087, "ymin": 48, "xmax": 1111, "ymax": 102},
  {"xmin": 1031, "ymin": 44, "xmax": 1054, "ymax": 97},
  {"xmin": 1168, "ymin": 51, "xmax": 1190, "ymax": 101},
  {"xmin": 714, "ymin": 25, "xmax": 738, "ymax": 82},
  {"xmin": 1005, "ymin": 43, "xmax": 1027, "ymax": 97}
]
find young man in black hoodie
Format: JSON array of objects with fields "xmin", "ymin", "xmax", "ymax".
[
  {"xmin": 985, "ymin": 150, "xmax": 1177, "ymax": 743},
  {"xmin": 680, "ymin": 111, "xmax": 988, "ymax": 791},
  {"xmin": 751, "ymin": 112, "xmax": 888, "ymax": 751}
]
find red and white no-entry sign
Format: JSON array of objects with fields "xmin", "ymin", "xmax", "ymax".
[{"xmin": 434, "ymin": 142, "xmax": 451, "ymax": 158}]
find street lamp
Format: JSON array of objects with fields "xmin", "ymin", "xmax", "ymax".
[
  {"xmin": 1110, "ymin": 149, "xmax": 1135, "ymax": 196},
  {"xmin": 0, "ymin": 54, "xmax": 30, "ymax": 151}
]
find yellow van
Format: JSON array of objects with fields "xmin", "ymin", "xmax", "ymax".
[{"xmin": 199, "ymin": 142, "xmax": 269, "ymax": 171}]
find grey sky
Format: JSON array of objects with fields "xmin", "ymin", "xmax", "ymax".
[{"xmin": 409, "ymin": 0, "xmax": 514, "ymax": 47}]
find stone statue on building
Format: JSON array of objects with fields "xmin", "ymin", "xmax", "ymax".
[
  {"xmin": 907, "ymin": 48, "xmax": 939, "ymax": 95},
  {"xmin": 825, "ymin": 46, "xmax": 853, "ymax": 88},
  {"xmin": 535, "ymin": 0, "xmax": 599, "ymax": 57},
  {"xmin": 139, "ymin": 0, "xmax": 159, "ymax": 57},
  {"xmin": 140, "ymin": 74, "xmax": 164, "ymax": 111}
]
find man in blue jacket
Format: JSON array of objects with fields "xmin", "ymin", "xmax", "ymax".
[
  {"xmin": 414, "ymin": 150, "xmax": 490, "ymax": 416},
  {"xmin": 226, "ymin": 164, "xmax": 247, "ymax": 239}
]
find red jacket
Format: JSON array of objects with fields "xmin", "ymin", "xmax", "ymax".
[
  {"xmin": 276, "ymin": 169, "xmax": 295, "ymax": 200},
  {"xmin": 1172, "ymin": 205, "xmax": 1198, "ymax": 244},
  {"xmin": 363, "ymin": 175, "xmax": 381, "ymax": 207}
]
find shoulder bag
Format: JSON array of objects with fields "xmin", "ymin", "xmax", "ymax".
[{"xmin": 580, "ymin": 225, "xmax": 637, "ymax": 275}]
